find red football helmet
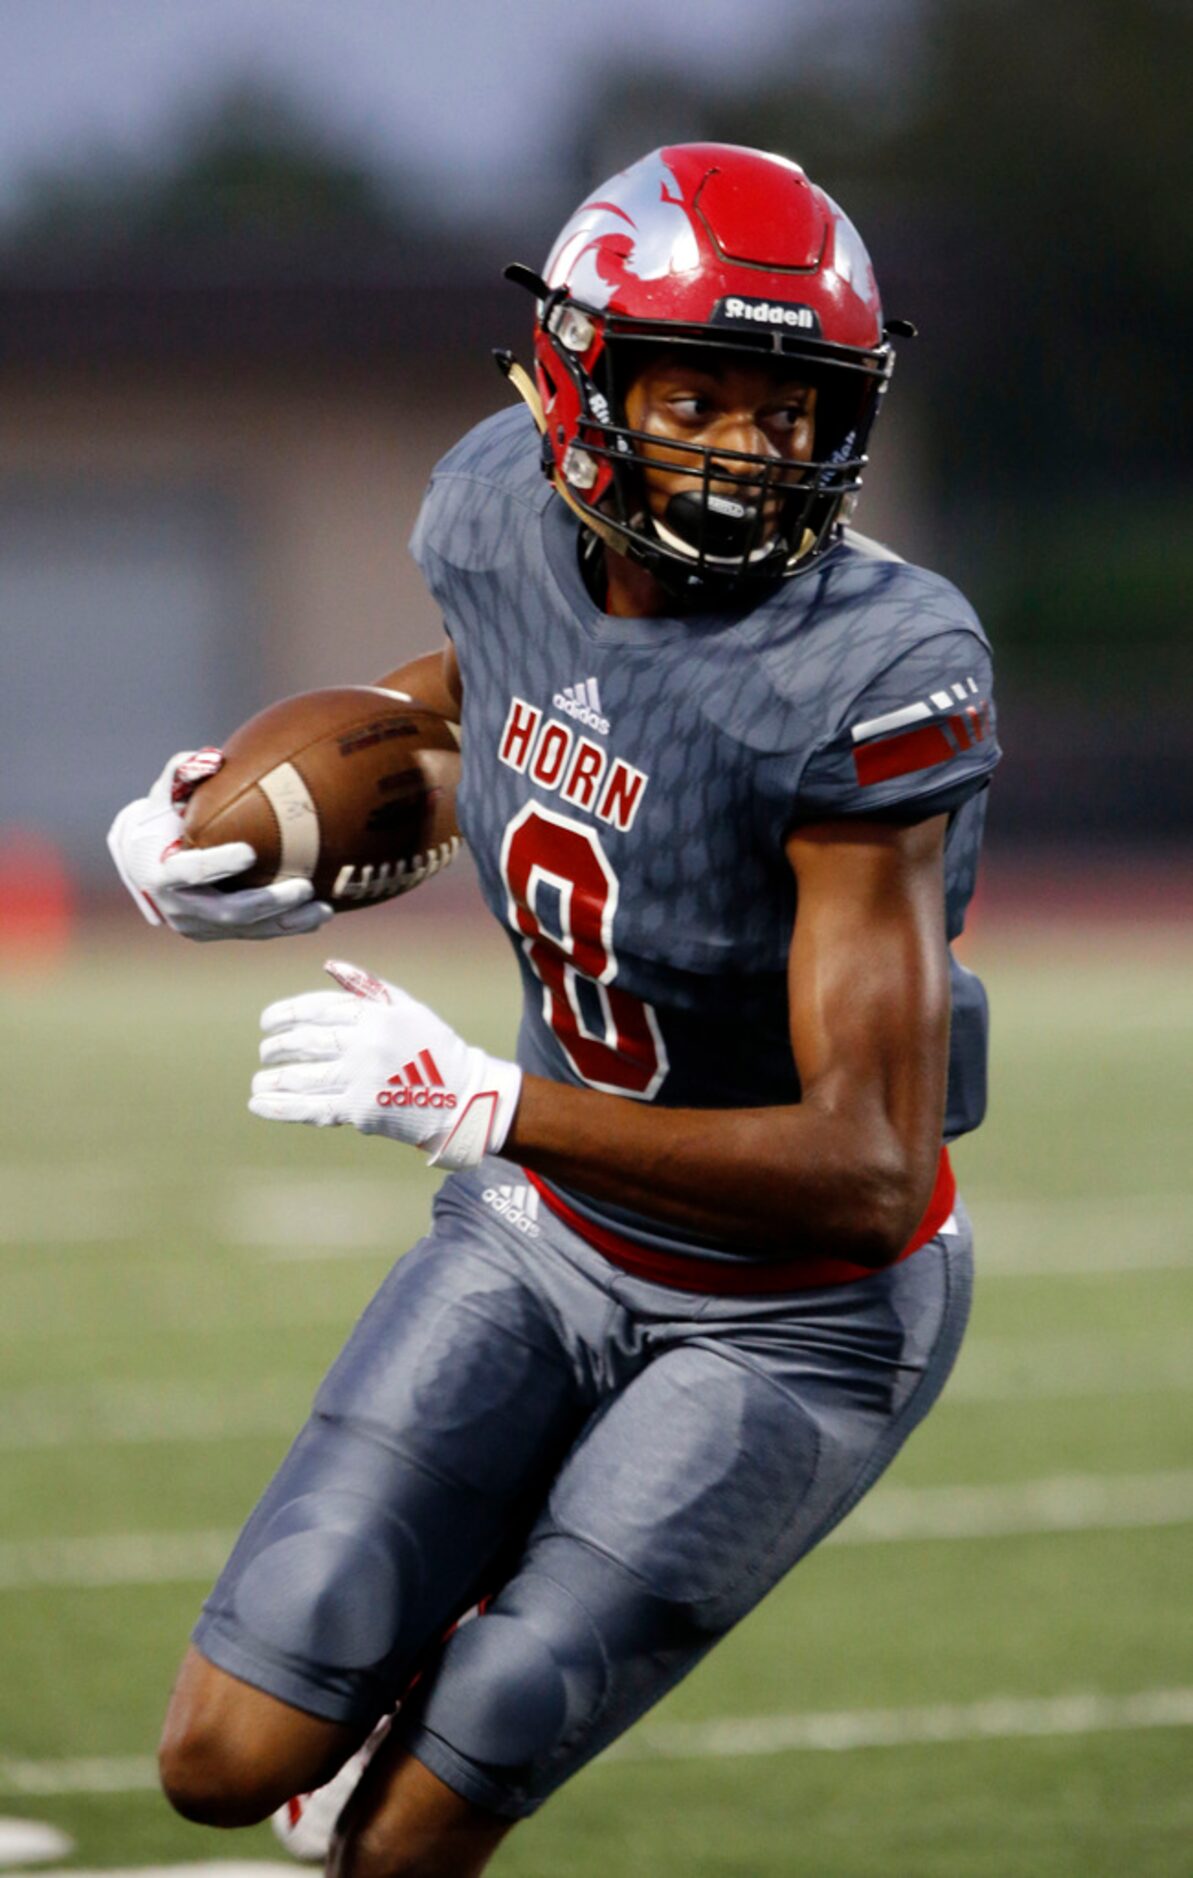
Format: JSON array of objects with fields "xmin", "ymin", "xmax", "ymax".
[{"xmin": 501, "ymin": 143, "xmax": 905, "ymax": 590}]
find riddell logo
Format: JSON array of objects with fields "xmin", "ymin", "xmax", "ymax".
[
  {"xmin": 376, "ymin": 1049, "xmax": 458, "ymax": 1110},
  {"xmin": 713, "ymin": 296, "xmax": 821, "ymax": 334}
]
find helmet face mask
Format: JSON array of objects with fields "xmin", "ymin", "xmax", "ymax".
[
  {"xmin": 583, "ymin": 330, "xmax": 884, "ymax": 588},
  {"xmin": 512, "ymin": 144, "xmax": 900, "ymax": 596}
]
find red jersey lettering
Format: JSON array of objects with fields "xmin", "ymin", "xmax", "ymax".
[
  {"xmin": 499, "ymin": 697, "xmax": 542, "ymax": 773},
  {"xmin": 561, "ymin": 737, "xmax": 607, "ymax": 811},
  {"xmin": 596, "ymin": 758, "xmax": 648, "ymax": 832},
  {"xmin": 529, "ymin": 720, "xmax": 573, "ymax": 790}
]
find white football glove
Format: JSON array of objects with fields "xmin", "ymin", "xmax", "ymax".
[
  {"xmin": 249, "ymin": 960, "xmax": 523, "ymax": 1171},
  {"xmin": 106, "ymin": 749, "xmax": 333, "ymax": 941}
]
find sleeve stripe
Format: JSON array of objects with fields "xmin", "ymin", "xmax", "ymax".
[
  {"xmin": 851, "ymin": 675, "xmax": 978, "ymax": 745},
  {"xmin": 854, "ymin": 723, "xmax": 956, "ymax": 785},
  {"xmin": 853, "ymin": 702, "xmax": 991, "ymax": 786},
  {"xmin": 850, "ymin": 700, "xmax": 933, "ymax": 743}
]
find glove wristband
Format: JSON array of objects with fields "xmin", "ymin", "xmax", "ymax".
[{"xmin": 427, "ymin": 1054, "xmax": 524, "ymax": 1171}]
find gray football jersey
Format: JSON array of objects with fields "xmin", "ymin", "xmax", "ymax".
[{"xmin": 411, "ymin": 405, "xmax": 1000, "ymax": 1249}]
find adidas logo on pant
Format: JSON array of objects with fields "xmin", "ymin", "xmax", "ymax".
[
  {"xmin": 482, "ymin": 1183, "xmax": 542, "ymax": 1237},
  {"xmin": 552, "ymin": 677, "xmax": 609, "ymax": 736}
]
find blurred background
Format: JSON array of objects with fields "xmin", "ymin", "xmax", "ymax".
[
  {"xmin": 1, "ymin": 0, "xmax": 1191, "ymax": 894},
  {"xmin": 1, "ymin": 4, "xmax": 1190, "ymax": 1876}
]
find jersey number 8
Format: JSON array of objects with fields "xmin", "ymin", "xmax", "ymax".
[{"xmin": 500, "ymin": 803, "xmax": 667, "ymax": 1099}]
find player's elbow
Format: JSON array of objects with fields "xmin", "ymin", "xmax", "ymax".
[
  {"xmin": 823, "ymin": 1149, "xmax": 929, "ymax": 1268},
  {"xmin": 835, "ymin": 1207, "xmax": 912, "ymax": 1269}
]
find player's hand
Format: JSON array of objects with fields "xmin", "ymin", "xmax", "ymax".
[
  {"xmin": 106, "ymin": 750, "xmax": 334, "ymax": 941},
  {"xmin": 249, "ymin": 959, "xmax": 523, "ymax": 1170}
]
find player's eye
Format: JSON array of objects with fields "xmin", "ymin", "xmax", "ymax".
[
  {"xmin": 767, "ymin": 405, "xmax": 811, "ymax": 432},
  {"xmin": 666, "ymin": 395, "xmax": 713, "ymax": 421}
]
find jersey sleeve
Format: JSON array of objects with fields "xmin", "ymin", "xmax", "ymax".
[
  {"xmin": 408, "ymin": 480, "xmax": 435, "ymax": 573},
  {"xmin": 409, "ymin": 407, "xmax": 546, "ymax": 608},
  {"xmin": 408, "ymin": 473, "xmax": 457, "ymax": 614},
  {"xmin": 792, "ymin": 628, "xmax": 1000, "ymax": 822},
  {"xmin": 407, "ymin": 471, "xmax": 489, "ymax": 645}
]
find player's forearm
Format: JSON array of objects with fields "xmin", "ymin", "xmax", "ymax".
[
  {"xmin": 373, "ymin": 646, "xmax": 461, "ymax": 719},
  {"xmin": 503, "ymin": 1077, "xmax": 928, "ymax": 1266}
]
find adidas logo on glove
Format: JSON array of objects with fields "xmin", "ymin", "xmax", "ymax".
[
  {"xmin": 251, "ymin": 959, "xmax": 523, "ymax": 1174},
  {"xmin": 376, "ymin": 1049, "xmax": 458, "ymax": 1110}
]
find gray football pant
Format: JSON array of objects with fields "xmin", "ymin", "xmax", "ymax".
[{"xmin": 193, "ymin": 1158, "xmax": 973, "ymax": 1818}]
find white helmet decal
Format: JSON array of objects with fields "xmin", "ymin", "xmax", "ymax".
[
  {"xmin": 822, "ymin": 193, "xmax": 878, "ymax": 300},
  {"xmin": 544, "ymin": 152, "xmax": 701, "ymax": 309}
]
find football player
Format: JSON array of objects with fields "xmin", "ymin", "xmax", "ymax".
[{"xmin": 110, "ymin": 146, "xmax": 999, "ymax": 1877}]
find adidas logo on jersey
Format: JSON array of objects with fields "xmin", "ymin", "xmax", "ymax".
[
  {"xmin": 375, "ymin": 1049, "xmax": 458, "ymax": 1110},
  {"xmin": 552, "ymin": 677, "xmax": 609, "ymax": 735},
  {"xmin": 482, "ymin": 1183, "xmax": 542, "ymax": 1237}
]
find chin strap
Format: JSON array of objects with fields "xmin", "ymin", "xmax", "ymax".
[
  {"xmin": 791, "ymin": 526, "xmax": 819, "ymax": 567},
  {"xmin": 493, "ymin": 348, "xmax": 544, "ymax": 428},
  {"xmin": 494, "ymin": 351, "xmax": 628, "ymax": 561}
]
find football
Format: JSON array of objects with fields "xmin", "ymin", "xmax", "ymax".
[{"xmin": 181, "ymin": 686, "xmax": 461, "ymax": 913}]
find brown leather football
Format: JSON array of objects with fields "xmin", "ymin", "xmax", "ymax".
[{"xmin": 181, "ymin": 687, "xmax": 461, "ymax": 913}]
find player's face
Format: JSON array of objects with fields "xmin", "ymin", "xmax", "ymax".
[{"xmin": 621, "ymin": 351, "xmax": 818, "ymax": 530}]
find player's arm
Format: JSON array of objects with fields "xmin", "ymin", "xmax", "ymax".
[
  {"xmin": 505, "ymin": 813, "xmax": 951, "ymax": 1266},
  {"xmin": 374, "ymin": 643, "xmax": 462, "ymax": 719},
  {"xmin": 254, "ymin": 815, "xmax": 950, "ymax": 1269}
]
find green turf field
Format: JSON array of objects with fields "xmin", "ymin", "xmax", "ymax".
[{"xmin": 1, "ymin": 917, "xmax": 1191, "ymax": 1876}]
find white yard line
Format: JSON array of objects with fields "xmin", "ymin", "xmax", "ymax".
[
  {"xmin": 3, "ymin": 1167, "xmax": 1189, "ymax": 1268},
  {"xmin": 0, "ymin": 1291, "xmax": 361, "ymax": 1346},
  {"xmin": 0, "ymin": 1169, "xmax": 407, "ymax": 1253},
  {"xmin": 4, "ymin": 1869, "xmax": 297, "ymax": 1878},
  {"xmin": 0, "ymin": 1380, "xmax": 305, "ymax": 1451},
  {"xmin": 17, "ymin": 1869, "xmax": 296, "ymax": 1878},
  {"xmin": 3, "ymin": 1689, "xmax": 1191, "ymax": 1795},
  {"xmin": 948, "ymin": 1334, "xmax": 1193, "ymax": 1401},
  {"xmin": 239, "ymin": 1186, "xmax": 1193, "ymax": 1266},
  {"xmin": 0, "ymin": 1849, "xmax": 294, "ymax": 1878},
  {"xmin": 0, "ymin": 1819, "xmax": 74, "ymax": 1865},
  {"xmin": 217, "ymin": 1176, "xmax": 407, "ymax": 1252},
  {"xmin": 0, "ymin": 1530, "xmax": 237, "ymax": 1591},
  {"xmin": 980, "ymin": 1248, "xmax": 1193, "ymax": 1277},
  {"xmin": 835, "ymin": 1470, "xmax": 1193, "ymax": 1543},
  {"xmin": 0, "ymin": 1757, "xmax": 159, "ymax": 1795},
  {"xmin": 970, "ymin": 1194, "xmax": 1193, "ymax": 1276},
  {"xmin": 615, "ymin": 1686, "xmax": 1193, "ymax": 1762},
  {"xmin": 2, "ymin": 1472, "xmax": 1191, "ymax": 1592}
]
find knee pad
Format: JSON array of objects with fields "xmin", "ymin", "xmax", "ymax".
[
  {"xmin": 414, "ymin": 1613, "xmax": 571, "ymax": 1765},
  {"xmin": 232, "ymin": 1488, "xmax": 420, "ymax": 1671},
  {"xmin": 414, "ymin": 1543, "xmax": 693, "ymax": 1767},
  {"xmin": 221, "ymin": 1403, "xmax": 515, "ymax": 1681}
]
